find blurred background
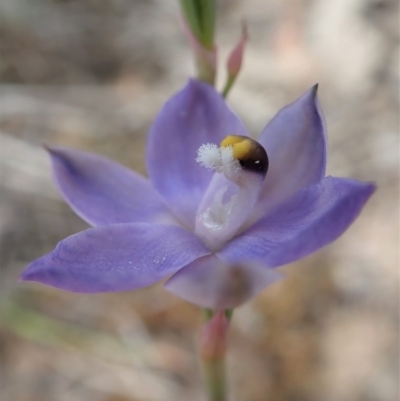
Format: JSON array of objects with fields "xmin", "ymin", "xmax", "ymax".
[{"xmin": 0, "ymin": 0, "xmax": 398, "ymax": 400}]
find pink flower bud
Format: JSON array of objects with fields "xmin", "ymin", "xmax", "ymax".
[
  {"xmin": 200, "ymin": 311, "xmax": 229, "ymax": 361},
  {"xmin": 227, "ymin": 22, "xmax": 248, "ymax": 79}
]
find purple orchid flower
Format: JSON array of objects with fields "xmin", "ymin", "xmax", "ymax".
[{"xmin": 20, "ymin": 80, "xmax": 375, "ymax": 310}]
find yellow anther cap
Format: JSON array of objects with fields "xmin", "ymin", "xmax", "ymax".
[{"xmin": 220, "ymin": 135, "xmax": 269, "ymax": 175}]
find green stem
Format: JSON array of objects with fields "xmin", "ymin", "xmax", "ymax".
[
  {"xmin": 221, "ymin": 75, "xmax": 236, "ymax": 99},
  {"xmin": 202, "ymin": 358, "xmax": 227, "ymax": 401},
  {"xmin": 195, "ymin": 54, "xmax": 216, "ymax": 85},
  {"xmin": 179, "ymin": 0, "xmax": 216, "ymax": 85},
  {"xmin": 198, "ymin": 0, "xmax": 216, "ymax": 50},
  {"xmin": 200, "ymin": 310, "xmax": 231, "ymax": 401}
]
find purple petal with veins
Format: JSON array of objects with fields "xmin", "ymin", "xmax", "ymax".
[
  {"xmin": 47, "ymin": 146, "xmax": 173, "ymax": 227},
  {"xmin": 219, "ymin": 177, "xmax": 375, "ymax": 267},
  {"xmin": 252, "ymin": 85, "xmax": 326, "ymax": 224},
  {"xmin": 21, "ymin": 223, "xmax": 210, "ymax": 292}
]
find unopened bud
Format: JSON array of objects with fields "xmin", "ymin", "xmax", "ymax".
[{"xmin": 227, "ymin": 22, "xmax": 248, "ymax": 79}]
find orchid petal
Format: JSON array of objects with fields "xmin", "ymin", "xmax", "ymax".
[
  {"xmin": 47, "ymin": 146, "xmax": 173, "ymax": 226},
  {"xmin": 220, "ymin": 177, "xmax": 375, "ymax": 267},
  {"xmin": 20, "ymin": 224, "xmax": 209, "ymax": 292},
  {"xmin": 254, "ymin": 86, "xmax": 327, "ymax": 220},
  {"xmin": 165, "ymin": 255, "xmax": 284, "ymax": 310},
  {"xmin": 147, "ymin": 80, "xmax": 248, "ymax": 228}
]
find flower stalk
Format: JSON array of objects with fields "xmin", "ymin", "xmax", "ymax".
[
  {"xmin": 179, "ymin": 0, "xmax": 217, "ymax": 85},
  {"xmin": 199, "ymin": 310, "xmax": 230, "ymax": 401}
]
